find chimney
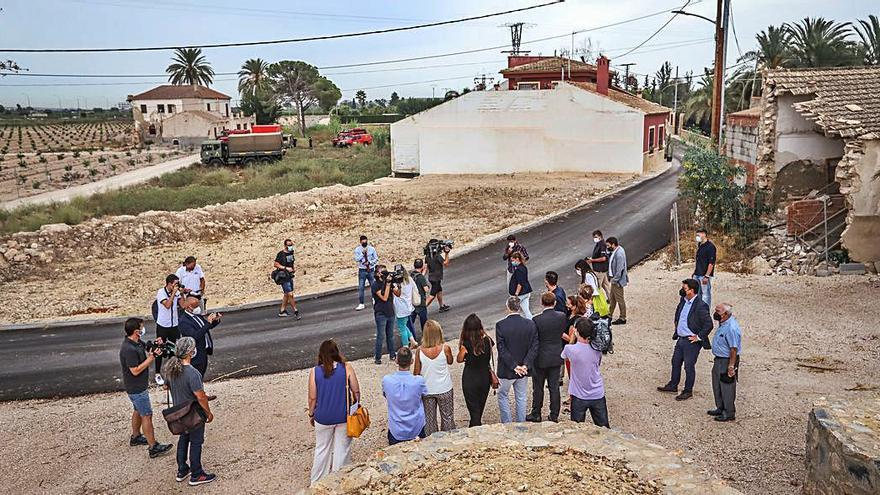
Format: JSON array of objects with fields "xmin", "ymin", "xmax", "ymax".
[{"xmin": 597, "ymin": 56, "xmax": 610, "ymax": 96}]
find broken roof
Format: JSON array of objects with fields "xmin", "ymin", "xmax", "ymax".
[
  {"xmin": 128, "ymin": 85, "xmax": 231, "ymax": 101},
  {"xmin": 501, "ymin": 57, "xmax": 596, "ymax": 74},
  {"xmin": 165, "ymin": 110, "xmax": 227, "ymax": 123},
  {"xmin": 765, "ymin": 66, "xmax": 880, "ymax": 139},
  {"xmin": 570, "ymin": 82, "xmax": 671, "ymax": 115}
]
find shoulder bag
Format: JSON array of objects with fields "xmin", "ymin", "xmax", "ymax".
[
  {"xmin": 162, "ymin": 399, "xmax": 206, "ymax": 435},
  {"xmin": 487, "ymin": 336, "xmax": 500, "ymax": 391},
  {"xmin": 345, "ymin": 366, "xmax": 370, "ymax": 438}
]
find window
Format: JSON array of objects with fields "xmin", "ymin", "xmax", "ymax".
[
  {"xmin": 206, "ymin": 103, "xmax": 212, "ymax": 112},
  {"xmin": 225, "ymin": 103, "xmax": 229, "ymax": 117},
  {"xmin": 157, "ymin": 104, "xmax": 165, "ymax": 113},
  {"xmin": 148, "ymin": 124, "xmax": 156, "ymax": 135},
  {"xmin": 658, "ymin": 125, "xmax": 665, "ymax": 148},
  {"xmin": 140, "ymin": 104, "xmax": 147, "ymax": 114},
  {"xmin": 648, "ymin": 126, "xmax": 656, "ymax": 151},
  {"xmin": 168, "ymin": 104, "xmax": 176, "ymax": 114},
  {"xmin": 243, "ymin": 123, "xmax": 248, "ymax": 129},
  {"xmin": 236, "ymin": 124, "xmax": 241, "ymax": 130},
  {"xmin": 517, "ymin": 82, "xmax": 540, "ymax": 90}
]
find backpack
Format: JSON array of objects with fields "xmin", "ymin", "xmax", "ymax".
[
  {"xmin": 589, "ymin": 312, "xmax": 613, "ymax": 354},
  {"xmin": 151, "ymin": 299, "xmax": 159, "ymax": 321}
]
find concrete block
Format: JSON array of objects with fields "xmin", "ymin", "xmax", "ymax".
[{"xmin": 839, "ymin": 263, "xmax": 866, "ymax": 275}]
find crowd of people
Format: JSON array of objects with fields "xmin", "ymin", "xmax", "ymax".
[{"xmin": 117, "ymin": 227, "xmax": 738, "ymax": 488}]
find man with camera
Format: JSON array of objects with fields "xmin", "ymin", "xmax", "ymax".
[
  {"xmin": 274, "ymin": 238, "xmax": 300, "ymax": 320},
  {"xmin": 154, "ymin": 274, "xmax": 181, "ymax": 386},
  {"xmin": 178, "ymin": 295, "xmax": 222, "ymax": 379},
  {"xmin": 424, "ymin": 239, "xmax": 451, "ymax": 313},
  {"xmin": 354, "ymin": 235, "xmax": 379, "ymax": 311},
  {"xmin": 176, "ymin": 256, "xmax": 207, "ymax": 315},
  {"xmin": 410, "ymin": 259, "xmax": 431, "ymax": 333},
  {"xmin": 372, "ymin": 264, "xmax": 399, "ymax": 364},
  {"xmin": 119, "ymin": 317, "xmax": 173, "ymax": 458}
]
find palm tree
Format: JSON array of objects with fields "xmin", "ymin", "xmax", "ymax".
[
  {"xmin": 684, "ymin": 68, "xmax": 714, "ymax": 131},
  {"xmin": 237, "ymin": 58, "xmax": 270, "ymax": 96},
  {"xmin": 166, "ymin": 48, "xmax": 215, "ymax": 86},
  {"xmin": 855, "ymin": 15, "xmax": 880, "ymax": 65},
  {"xmin": 742, "ymin": 26, "xmax": 792, "ymax": 69},
  {"xmin": 785, "ymin": 18, "xmax": 858, "ymax": 67}
]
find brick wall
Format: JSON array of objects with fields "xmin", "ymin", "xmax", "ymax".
[{"xmin": 787, "ymin": 196, "xmax": 846, "ymax": 234}]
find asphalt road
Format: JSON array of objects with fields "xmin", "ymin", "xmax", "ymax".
[{"xmin": 0, "ymin": 165, "xmax": 679, "ymax": 401}]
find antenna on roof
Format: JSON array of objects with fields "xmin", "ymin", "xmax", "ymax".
[{"xmin": 500, "ymin": 22, "xmax": 535, "ymax": 55}]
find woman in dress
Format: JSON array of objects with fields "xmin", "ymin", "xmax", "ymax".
[
  {"xmin": 456, "ymin": 313, "xmax": 496, "ymax": 427},
  {"xmin": 414, "ymin": 320, "xmax": 456, "ymax": 435}
]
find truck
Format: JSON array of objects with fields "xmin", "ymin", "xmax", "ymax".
[{"xmin": 201, "ymin": 132, "xmax": 284, "ymax": 166}]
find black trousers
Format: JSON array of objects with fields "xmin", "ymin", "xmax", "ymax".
[
  {"xmin": 462, "ymin": 372, "xmax": 490, "ymax": 427},
  {"xmin": 155, "ymin": 324, "xmax": 179, "ymax": 374},
  {"xmin": 531, "ymin": 365, "xmax": 561, "ymax": 421},
  {"xmin": 193, "ymin": 359, "xmax": 208, "ymax": 379}
]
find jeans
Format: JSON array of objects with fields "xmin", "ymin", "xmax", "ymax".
[
  {"xmin": 498, "ymin": 377, "xmax": 528, "ymax": 423},
  {"xmin": 127, "ymin": 390, "xmax": 153, "ymax": 417},
  {"xmin": 694, "ymin": 275, "xmax": 712, "ymax": 307},
  {"xmin": 374, "ymin": 313, "xmax": 396, "ymax": 361},
  {"xmin": 396, "ymin": 316, "xmax": 414, "ymax": 347},
  {"xmin": 357, "ymin": 269, "xmax": 375, "ymax": 305},
  {"xmin": 177, "ymin": 424, "xmax": 205, "ymax": 478},
  {"xmin": 570, "ymin": 395, "xmax": 610, "ymax": 427},
  {"xmin": 411, "ymin": 307, "xmax": 427, "ymax": 336},
  {"xmin": 517, "ymin": 293, "xmax": 533, "ymax": 320},
  {"xmin": 310, "ymin": 422, "xmax": 351, "ymax": 486},
  {"xmin": 668, "ymin": 337, "xmax": 703, "ymax": 392}
]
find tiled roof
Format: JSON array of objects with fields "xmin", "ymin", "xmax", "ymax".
[
  {"xmin": 765, "ymin": 66, "xmax": 880, "ymax": 139},
  {"xmin": 727, "ymin": 105, "xmax": 761, "ymax": 123},
  {"xmin": 571, "ymin": 82, "xmax": 671, "ymax": 115},
  {"xmin": 501, "ymin": 57, "xmax": 596, "ymax": 74},
  {"xmin": 129, "ymin": 85, "xmax": 230, "ymax": 101}
]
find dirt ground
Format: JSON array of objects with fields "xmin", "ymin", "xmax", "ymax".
[
  {"xmin": 1, "ymin": 260, "xmax": 877, "ymax": 494},
  {"xmin": 0, "ymin": 172, "xmax": 634, "ymax": 324}
]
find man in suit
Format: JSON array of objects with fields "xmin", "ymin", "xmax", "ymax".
[
  {"xmin": 657, "ymin": 279, "xmax": 713, "ymax": 401},
  {"xmin": 178, "ymin": 295, "xmax": 221, "ymax": 378},
  {"xmin": 526, "ymin": 293, "xmax": 567, "ymax": 423},
  {"xmin": 606, "ymin": 237, "xmax": 628, "ymax": 325},
  {"xmin": 495, "ymin": 296, "xmax": 538, "ymax": 423}
]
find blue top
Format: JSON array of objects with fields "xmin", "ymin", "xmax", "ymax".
[
  {"xmin": 694, "ymin": 241, "xmax": 717, "ymax": 277},
  {"xmin": 354, "ymin": 245, "xmax": 379, "ymax": 271},
  {"xmin": 508, "ymin": 264, "xmax": 532, "ymax": 296},
  {"xmin": 314, "ymin": 364, "xmax": 347, "ymax": 426},
  {"xmin": 382, "ymin": 371, "xmax": 428, "ymax": 440},
  {"xmin": 552, "ymin": 286, "xmax": 567, "ymax": 314},
  {"xmin": 712, "ymin": 316, "xmax": 743, "ymax": 358},
  {"xmin": 676, "ymin": 296, "xmax": 696, "ymax": 338}
]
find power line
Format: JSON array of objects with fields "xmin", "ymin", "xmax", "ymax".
[
  {"xmin": 616, "ymin": 0, "xmax": 693, "ymax": 58},
  {"xmin": 0, "ymin": 1, "xmax": 564, "ymax": 53}
]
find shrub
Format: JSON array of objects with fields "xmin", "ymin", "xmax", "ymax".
[
  {"xmin": 32, "ymin": 180, "xmax": 41, "ymax": 189},
  {"xmin": 73, "ymin": 151, "xmax": 80, "ymax": 158},
  {"xmin": 57, "ymin": 153, "xmax": 65, "ymax": 161},
  {"xmin": 98, "ymin": 156, "xmax": 107, "ymax": 164}
]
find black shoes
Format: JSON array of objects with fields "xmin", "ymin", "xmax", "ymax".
[
  {"xmin": 675, "ymin": 391, "xmax": 693, "ymax": 401},
  {"xmin": 438, "ymin": 305, "xmax": 451, "ymax": 313},
  {"xmin": 176, "ymin": 469, "xmax": 191, "ymax": 483},
  {"xmin": 129, "ymin": 434, "xmax": 148, "ymax": 446},
  {"xmin": 612, "ymin": 318, "xmax": 627, "ymax": 325},
  {"xmin": 374, "ymin": 359, "xmax": 382, "ymax": 365},
  {"xmin": 278, "ymin": 310, "xmax": 288, "ymax": 318},
  {"xmin": 525, "ymin": 413, "xmax": 542, "ymax": 423},
  {"xmin": 657, "ymin": 385, "xmax": 677, "ymax": 393},
  {"xmin": 706, "ymin": 409, "xmax": 723, "ymax": 416},
  {"xmin": 189, "ymin": 473, "xmax": 217, "ymax": 486},
  {"xmin": 714, "ymin": 414, "xmax": 735, "ymax": 422},
  {"xmin": 148, "ymin": 442, "xmax": 173, "ymax": 458},
  {"xmin": 294, "ymin": 310, "xmax": 301, "ymax": 320}
]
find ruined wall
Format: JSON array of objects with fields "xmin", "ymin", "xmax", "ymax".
[
  {"xmin": 726, "ymin": 121, "xmax": 758, "ymax": 186},
  {"xmin": 840, "ymin": 139, "xmax": 880, "ymax": 262}
]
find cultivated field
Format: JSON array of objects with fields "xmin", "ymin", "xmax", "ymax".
[{"xmin": 0, "ymin": 121, "xmax": 134, "ymax": 153}]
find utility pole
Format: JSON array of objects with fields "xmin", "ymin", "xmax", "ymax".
[
  {"xmin": 717, "ymin": 0, "xmax": 730, "ymax": 149},
  {"xmin": 672, "ymin": 66, "xmax": 679, "ymax": 135},
  {"xmin": 619, "ymin": 63, "xmax": 636, "ymax": 92},
  {"xmin": 710, "ymin": 0, "xmax": 730, "ymax": 147}
]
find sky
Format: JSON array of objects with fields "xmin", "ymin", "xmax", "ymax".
[{"xmin": 0, "ymin": 0, "xmax": 876, "ymax": 109}]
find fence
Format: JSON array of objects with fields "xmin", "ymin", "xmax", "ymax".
[{"xmin": 339, "ymin": 114, "xmax": 405, "ymax": 124}]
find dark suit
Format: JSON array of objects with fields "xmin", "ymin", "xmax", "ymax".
[
  {"xmin": 495, "ymin": 314, "xmax": 538, "ymax": 380},
  {"xmin": 530, "ymin": 309, "xmax": 567, "ymax": 421},
  {"xmin": 178, "ymin": 310, "xmax": 220, "ymax": 377},
  {"xmin": 666, "ymin": 296, "xmax": 713, "ymax": 392}
]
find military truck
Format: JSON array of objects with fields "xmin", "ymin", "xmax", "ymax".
[{"xmin": 200, "ymin": 132, "xmax": 284, "ymax": 166}]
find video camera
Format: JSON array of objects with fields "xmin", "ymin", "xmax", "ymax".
[
  {"xmin": 424, "ymin": 238, "xmax": 454, "ymax": 258},
  {"xmin": 145, "ymin": 340, "xmax": 176, "ymax": 359},
  {"xmin": 381, "ymin": 264, "xmax": 407, "ymax": 284}
]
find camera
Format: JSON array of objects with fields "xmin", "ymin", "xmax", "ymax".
[
  {"xmin": 424, "ymin": 239, "xmax": 454, "ymax": 258},
  {"xmin": 145, "ymin": 340, "xmax": 176, "ymax": 359},
  {"xmin": 381, "ymin": 265, "xmax": 406, "ymax": 284}
]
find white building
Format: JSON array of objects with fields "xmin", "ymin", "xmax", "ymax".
[{"xmin": 128, "ymin": 85, "xmax": 254, "ymax": 145}]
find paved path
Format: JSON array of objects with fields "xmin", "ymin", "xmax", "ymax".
[
  {"xmin": 0, "ymin": 165, "xmax": 680, "ymax": 401},
  {"xmin": 1, "ymin": 153, "xmax": 200, "ymax": 210}
]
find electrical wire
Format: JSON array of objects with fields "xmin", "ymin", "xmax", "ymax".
[
  {"xmin": 0, "ymin": 1, "xmax": 564, "ymax": 53},
  {"xmin": 729, "ymin": 1, "xmax": 744, "ymax": 59},
  {"xmin": 616, "ymin": 0, "xmax": 693, "ymax": 58}
]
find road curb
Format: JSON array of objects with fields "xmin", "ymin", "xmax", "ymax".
[{"xmin": 0, "ymin": 163, "xmax": 675, "ymax": 332}]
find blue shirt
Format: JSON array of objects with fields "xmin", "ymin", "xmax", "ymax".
[
  {"xmin": 354, "ymin": 244, "xmax": 379, "ymax": 271},
  {"xmin": 712, "ymin": 316, "xmax": 743, "ymax": 358},
  {"xmin": 552, "ymin": 286, "xmax": 567, "ymax": 314},
  {"xmin": 382, "ymin": 371, "xmax": 428, "ymax": 441},
  {"xmin": 676, "ymin": 296, "xmax": 696, "ymax": 338}
]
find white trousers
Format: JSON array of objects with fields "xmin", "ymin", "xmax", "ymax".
[{"xmin": 310, "ymin": 422, "xmax": 352, "ymax": 486}]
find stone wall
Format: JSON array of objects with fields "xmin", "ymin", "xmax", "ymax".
[
  {"xmin": 309, "ymin": 422, "xmax": 742, "ymax": 495},
  {"xmin": 804, "ymin": 397, "xmax": 880, "ymax": 495}
]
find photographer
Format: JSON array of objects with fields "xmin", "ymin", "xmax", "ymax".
[
  {"xmin": 424, "ymin": 239, "xmax": 451, "ymax": 313},
  {"xmin": 118, "ymin": 317, "xmax": 173, "ymax": 458},
  {"xmin": 154, "ymin": 274, "xmax": 181, "ymax": 386},
  {"xmin": 274, "ymin": 238, "xmax": 300, "ymax": 320},
  {"xmin": 179, "ymin": 295, "xmax": 221, "ymax": 379},
  {"xmin": 372, "ymin": 264, "xmax": 397, "ymax": 365},
  {"xmin": 175, "ymin": 256, "xmax": 206, "ymax": 315},
  {"xmin": 410, "ymin": 259, "xmax": 430, "ymax": 334}
]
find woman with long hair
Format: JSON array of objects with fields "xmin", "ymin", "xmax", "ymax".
[
  {"xmin": 456, "ymin": 314, "xmax": 495, "ymax": 427},
  {"xmin": 414, "ymin": 320, "xmax": 456, "ymax": 435},
  {"xmin": 393, "ymin": 266, "xmax": 418, "ymax": 348},
  {"xmin": 162, "ymin": 336, "xmax": 216, "ymax": 486},
  {"xmin": 308, "ymin": 339, "xmax": 360, "ymax": 486}
]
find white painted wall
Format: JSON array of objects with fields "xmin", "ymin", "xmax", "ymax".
[
  {"xmin": 775, "ymin": 94, "xmax": 844, "ymax": 171},
  {"xmin": 391, "ymin": 84, "xmax": 644, "ymax": 175},
  {"xmin": 853, "ymin": 140, "xmax": 880, "ymax": 216}
]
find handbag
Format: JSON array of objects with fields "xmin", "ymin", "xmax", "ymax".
[
  {"xmin": 345, "ymin": 366, "xmax": 370, "ymax": 438},
  {"xmin": 162, "ymin": 399, "xmax": 206, "ymax": 435}
]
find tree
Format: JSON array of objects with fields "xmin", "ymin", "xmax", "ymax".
[
  {"xmin": 855, "ymin": 15, "xmax": 880, "ymax": 65},
  {"xmin": 653, "ymin": 61, "xmax": 674, "ymax": 104},
  {"xmin": 355, "ymin": 90, "xmax": 367, "ymax": 108},
  {"xmin": 743, "ymin": 25, "xmax": 792, "ymax": 70},
  {"xmin": 443, "ymin": 90, "xmax": 460, "ymax": 101},
  {"xmin": 785, "ymin": 18, "xmax": 859, "ymax": 67},
  {"xmin": 238, "ymin": 58, "xmax": 270, "ymax": 96},
  {"xmin": 166, "ymin": 48, "xmax": 214, "ymax": 86},
  {"xmin": 240, "ymin": 88, "xmax": 279, "ymax": 125},
  {"xmin": 389, "ymin": 92, "xmax": 400, "ymax": 106},
  {"xmin": 684, "ymin": 68, "xmax": 714, "ymax": 133},
  {"xmin": 268, "ymin": 60, "xmax": 341, "ymax": 136}
]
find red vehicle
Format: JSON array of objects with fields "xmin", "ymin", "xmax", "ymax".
[
  {"xmin": 252, "ymin": 124, "xmax": 282, "ymax": 134},
  {"xmin": 332, "ymin": 128, "xmax": 373, "ymax": 147}
]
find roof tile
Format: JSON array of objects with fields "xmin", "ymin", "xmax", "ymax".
[
  {"xmin": 129, "ymin": 85, "xmax": 230, "ymax": 101},
  {"xmin": 570, "ymin": 82, "xmax": 671, "ymax": 115},
  {"xmin": 501, "ymin": 57, "xmax": 596, "ymax": 74}
]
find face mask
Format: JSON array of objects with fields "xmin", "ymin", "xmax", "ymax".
[
  {"xmin": 679, "ymin": 288, "xmax": 687, "ymax": 298},
  {"xmin": 287, "ymin": 245, "xmax": 294, "ymax": 252},
  {"xmin": 594, "ymin": 237, "xmax": 600, "ymax": 243},
  {"xmin": 713, "ymin": 312, "xmax": 722, "ymax": 321},
  {"xmin": 607, "ymin": 245, "xmax": 613, "ymax": 252},
  {"xmin": 191, "ymin": 349, "xmax": 197, "ymax": 359},
  {"xmin": 576, "ymin": 269, "xmax": 582, "ymax": 276},
  {"xmin": 139, "ymin": 327, "xmax": 146, "ymax": 337},
  {"xmin": 361, "ymin": 242, "xmax": 367, "ymax": 247},
  {"xmin": 511, "ymin": 261, "xmax": 520, "ymax": 267},
  {"xmin": 508, "ymin": 242, "xmax": 514, "ymax": 248},
  {"xmin": 696, "ymin": 235, "xmax": 702, "ymax": 243}
]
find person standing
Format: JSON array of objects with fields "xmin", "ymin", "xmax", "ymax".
[
  {"xmin": 119, "ymin": 317, "xmax": 173, "ymax": 458},
  {"xmin": 162, "ymin": 336, "xmax": 216, "ymax": 486},
  {"xmin": 308, "ymin": 340, "xmax": 360, "ymax": 485},
  {"xmin": 178, "ymin": 296, "xmax": 221, "ymax": 379},
  {"xmin": 606, "ymin": 237, "xmax": 628, "ymax": 325},
  {"xmin": 393, "ymin": 266, "xmax": 417, "ymax": 348},
  {"xmin": 424, "ymin": 240, "xmax": 451, "ymax": 313},
  {"xmin": 414, "ymin": 321, "xmax": 456, "ymax": 435},
  {"xmin": 353, "ymin": 235, "xmax": 378, "ymax": 311},
  {"xmin": 154, "ymin": 274, "xmax": 181, "ymax": 386},
  {"xmin": 274, "ymin": 238, "xmax": 300, "ymax": 319},
  {"xmin": 508, "ymin": 252, "xmax": 533, "ymax": 320},
  {"xmin": 657, "ymin": 279, "xmax": 713, "ymax": 401},
  {"xmin": 457, "ymin": 314, "xmax": 496, "ymax": 427},
  {"xmin": 708, "ymin": 303, "xmax": 741, "ymax": 422},
  {"xmin": 502, "ymin": 234, "xmax": 529, "ymax": 282},
  {"xmin": 372, "ymin": 265, "xmax": 397, "ymax": 365},
  {"xmin": 544, "ymin": 271, "xmax": 567, "ymax": 314},
  {"xmin": 175, "ymin": 256, "xmax": 206, "ymax": 314},
  {"xmin": 382, "ymin": 347, "xmax": 428, "ymax": 445},
  {"xmin": 410, "ymin": 259, "xmax": 430, "ymax": 334},
  {"xmin": 694, "ymin": 228, "xmax": 717, "ymax": 307},
  {"xmin": 495, "ymin": 296, "xmax": 538, "ymax": 423},
  {"xmin": 561, "ymin": 318, "xmax": 610, "ymax": 428},
  {"xmin": 586, "ymin": 230, "xmax": 610, "ymax": 297},
  {"xmin": 527, "ymin": 293, "xmax": 566, "ymax": 423}
]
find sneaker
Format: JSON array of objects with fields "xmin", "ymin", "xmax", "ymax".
[
  {"xmin": 438, "ymin": 305, "xmax": 451, "ymax": 313},
  {"xmin": 189, "ymin": 473, "xmax": 217, "ymax": 486},
  {"xmin": 294, "ymin": 310, "xmax": 301, "ymax": 320},
  {"xmin": 155, "ymin": 374, "xmax": 165, "ymax": 386},
  {"xmin": 148, "ymin": 443, "xmax": 173, "ymax": 458},
  {"xmin": 612, "ymin": 318, "xmax": 627, "ymax": 325},
  {"xmin": 129, "ymin": 434, "xmax": 148, "ymax": 446},
  {"xmin": 176, "ymin": 468, "xmax": 191, "ymax": 482},
  {"xmin": 278, "ymin": 310, "xmax": 289, "ymax": 318},
  {"xmin": 355, "ymin": 303, "xmax": 365, "ymax": 311},
  {"xmin": 374, "ymin": 359, "xmax": 382, "ymax": 365}
]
